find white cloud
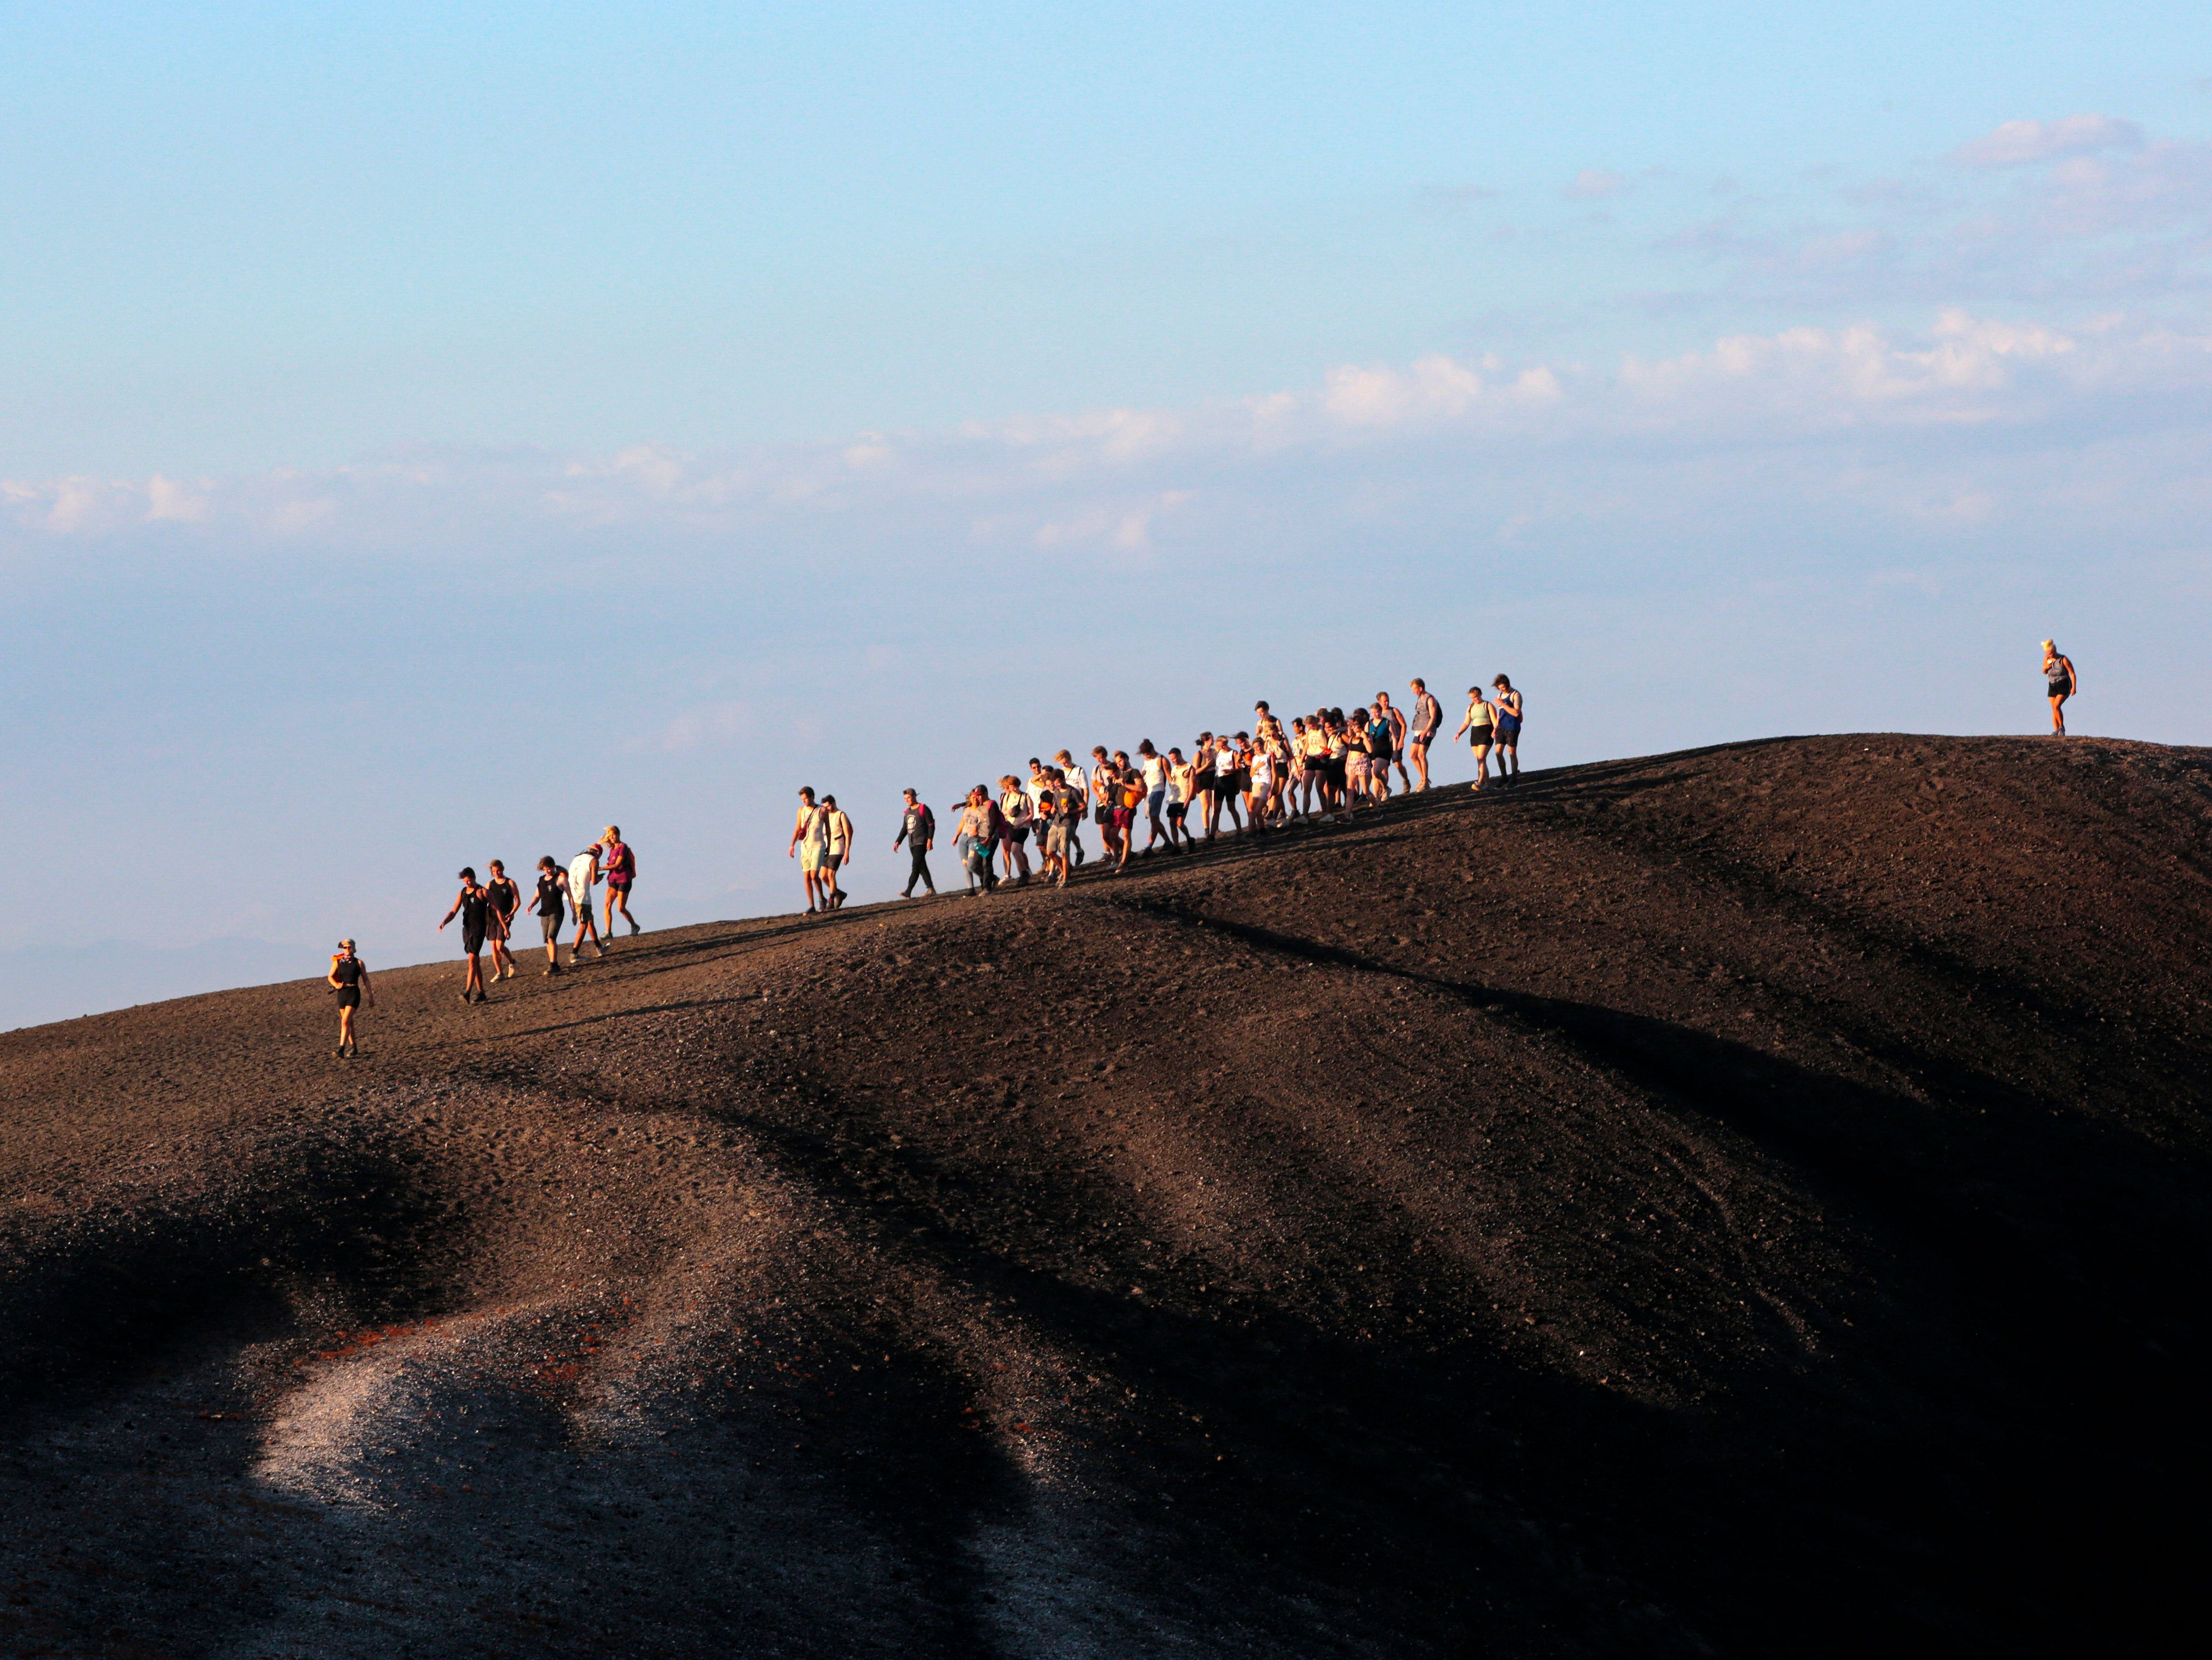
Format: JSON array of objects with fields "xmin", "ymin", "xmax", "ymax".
[
  {"xmin": 1953, "ymin": 114, "xmax": 2143, "ymax": 169},
  {"xmin": 4, "ymin": 312, "xmax": 2207, "ymax": 561},
  {"xmin": 1564, "ymin": 168, "xmax": 1628, "ymax": 200},
  {"xmin": 660, "ymin": 701, "xmax": 752, "ymax": 753}
]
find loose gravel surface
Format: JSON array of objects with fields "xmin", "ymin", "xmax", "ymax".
[{"xmin": 1, "ymin": 734, "xmax": 2207, "ymax": 1658}]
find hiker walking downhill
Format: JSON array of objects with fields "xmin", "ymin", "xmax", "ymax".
[
  {"xmin": 1492, "ymin": 676, "xmax": 1523, "ymax": 784},
  {"xmin": 821, "ymin": 798, "xmax": 854, "ymax": 910},
  {"xmin": 895, "ymin": 788, "xmax": 937, "ymax": 898},
  {"xmin": 1455, "ymin": 686, "xmax": 1496, "ymax": 791},
  {"xmin": 439, "ymin": 868, "xmax": 493, "ymax": 1003},
  {"xmin": 484, "ymin": 859, "xmax": 520, "ymax": 980},
  {"xmin": 327, "ymin": 939, "xmax": 374, "ymax": 1058},
  {"xmin": 789, "ymin": 788, "xmax": 831, "ymax": 915},
  {"xmin": 1407, "ymin": 679, "xmax": 1443, "ymax": 790},
  {"xmin": 600, "ymin": 827, "xmax": 640, "ymax": 937},
  {"xmin": 533, "ymin": 856, "xmax": 568, "ymax": 974},
  {"xmin": 567, "ymin": 842, "xmax": 606, "ymax": 961},
  {"xmin": 2042, "ymin": 641, "xmax": 2078, "ymax": 735}
]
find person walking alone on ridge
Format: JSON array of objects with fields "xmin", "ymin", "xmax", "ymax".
[
  {"xmin": 439, "ymin": 868, "xmax": 493, "ymax": 1003},
  {"xmin": 567, "ymin": 841, "xmax": 606, "ymax": 961},
  {"xmin": 1455, "ymin": 685, "xmax": 1496, "ymax": 790},
  {"xmin": 1491, "ymin": 676, "xmax": 1524, "ymax": 784},
  {"xmin": 599, "ymin": 827, "xmax": 640, "ymax": 937},
  {"xmin": 894, "ymin": 788, "xmax": 937, "ymax": 898},
  {"xmin": 326, "ymin": 939, "xmax": 374, "ymax": 1058},
  {"xmin": 484, "ymin": 859, "xmax": 520, "ymax": 980},
  {"xmin": 533, "ymin": 856, "xmax": 569, "ymax": 973},
  {"xmin": 789, "ymin": 788, "xmax": 831, "ymax": 915},
  {"xmin": 2042, "ymin": 641, "xmax": 2078, "ymax": 735}
]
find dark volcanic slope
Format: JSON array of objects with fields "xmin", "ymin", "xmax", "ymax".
[{"xmin": 2, "ymin": 734, "xmax": 2208, "ymax": 1658}]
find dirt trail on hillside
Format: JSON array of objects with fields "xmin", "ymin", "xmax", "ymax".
[{"xmin": 2, "ymin": 734, "xmax": 2207, "ymax": 1658}]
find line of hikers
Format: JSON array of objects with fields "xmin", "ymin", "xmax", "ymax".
[{"xmin": 791, "ymin": 676, "xmax": 1524, "ymax": 906}]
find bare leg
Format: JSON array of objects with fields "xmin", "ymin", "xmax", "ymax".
[
  {"xmin": 2050, "ymin": 694, "xmax": 2067, "ymax": 735},
  {"xmin": 1471, "ymin": 743, "xmax": 1490, "ymax": 790},
  {"xmin": 1411, "ymin": 740, "xmax": 1431, "ymax": 790},
  {"xmin": 464, "ymin": 951, "xmax": 484, "ymax": 998},
  {"xmin": 337, "ymin": 1006, "xmax": 355, "ymax": 1052}
]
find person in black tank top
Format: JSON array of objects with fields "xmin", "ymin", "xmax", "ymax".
[
  {"xmin": 484, "ymin": 860, "xmax": 521, "ymax": 982},
  {"xmin": 439, "ymin": 868, "xmax": 493, "ymax": 1003},
  {"xmin": 325, "ymin": 940, "xmax": 375, "ymax": 1058}
]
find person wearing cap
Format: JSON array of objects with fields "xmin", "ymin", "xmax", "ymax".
[
  {"xmin": 439, "ymin": 867, "xmax": 493, "ymax": 1003},
  {"xmin": 325, "ymin": 940, "xmax": 374, "ymax": 1058},
  {"xmin": 533, "ymin": 856, "xmax": 569, "ymax": 974},
  {"xmin": 893, "ymin": 789, "xmax": 937, "ymax": 898},
  {"xmin": 2042, "ymin": 640, "xmax": 2078, "ymax": 735}
]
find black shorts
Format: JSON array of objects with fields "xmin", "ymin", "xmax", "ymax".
[
  {"xmin": 1006, "ymin": 824, "xmax": 1030, "ymax": 845},
  {"xmin": 1229, "ymin": 769, "xmax": 1251, "ymax": 795},
  {"xmin": 1193, "ymin": 773, "xmax": 1215, "ymax": 795},
  {"xmin": 462, "ymin": 928, "xmax": 485, "ymax": 955},
  {"xmin": 335, "ymin": 989, "xmax": 360, "ymax": 1011},
  {"xmin": 1496, "ymin": 718, "xmax": 1522, "ymax": 743},
  {"xmin": 2049, "ymin": 679, "xmax": 2072, "ymax": 698},
  {"xmin": 1468, "ymin": 726, "xmax": 1494, "ymax": 747},
  {"xmin": 1168, "ymin": 801, "xmax": 1188, "ymax": 821},
  {"xmin": 1372, "ymin": 742, "xmax": 1396, "ymax": 764},
  {"xmin": 1326, "ymin": 757, "xmax": 1347, "ymax": 786}
]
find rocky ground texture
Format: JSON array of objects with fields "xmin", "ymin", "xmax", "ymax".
[{"xmin": 1, "ymin": 734, "xmax": 2206, "ymax": 1657}]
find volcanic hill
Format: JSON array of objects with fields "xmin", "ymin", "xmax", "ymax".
[{"xmin": 1, "ymin": 733, "xmax": 2207, "ymax": 1658}]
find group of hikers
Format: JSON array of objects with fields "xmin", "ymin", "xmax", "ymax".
[
  {"xmin": 323, "ymin": 827, "xmax": 640, "ymax": 1057},
  {"xmin": 792, "ymin": 676, "xmax": 1526, "ymax": 906},
  {"xmin": 324, "ymin": 644, "xmax": 2084, "ymax": 1055}
]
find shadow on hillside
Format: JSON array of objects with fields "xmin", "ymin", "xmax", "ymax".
[{"xmin": 694, "ymin": 895, "xmax": 2210, "ymax": 1654}]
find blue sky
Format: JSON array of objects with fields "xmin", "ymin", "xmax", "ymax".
[{"xmin": 3, "ymin": 3, "xmax": 2210, "ymax": 1027}]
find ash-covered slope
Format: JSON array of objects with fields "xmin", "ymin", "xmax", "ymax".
[{"xmin": 1, "ymin": 734, "xmax": 2206, "ymax": 1658}]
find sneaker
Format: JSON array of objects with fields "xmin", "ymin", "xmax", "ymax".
[{"xmin": 628, "ymin": 919, "xmax": 641, "ymax": 935}]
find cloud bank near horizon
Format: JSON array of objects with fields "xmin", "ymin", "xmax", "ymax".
[{"xmin": 7, "ymin": 307, "xmax": 2207, "ymax": 558}]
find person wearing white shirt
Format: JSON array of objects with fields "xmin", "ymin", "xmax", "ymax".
[{"xmin": 1136, "ymin": 740, "xmax": 1170, "ymax": 852}]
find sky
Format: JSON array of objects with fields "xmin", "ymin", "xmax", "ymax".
[{"xmin": 3, "ymin": 2, "xmax": 2209, "ymax": 1028}]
